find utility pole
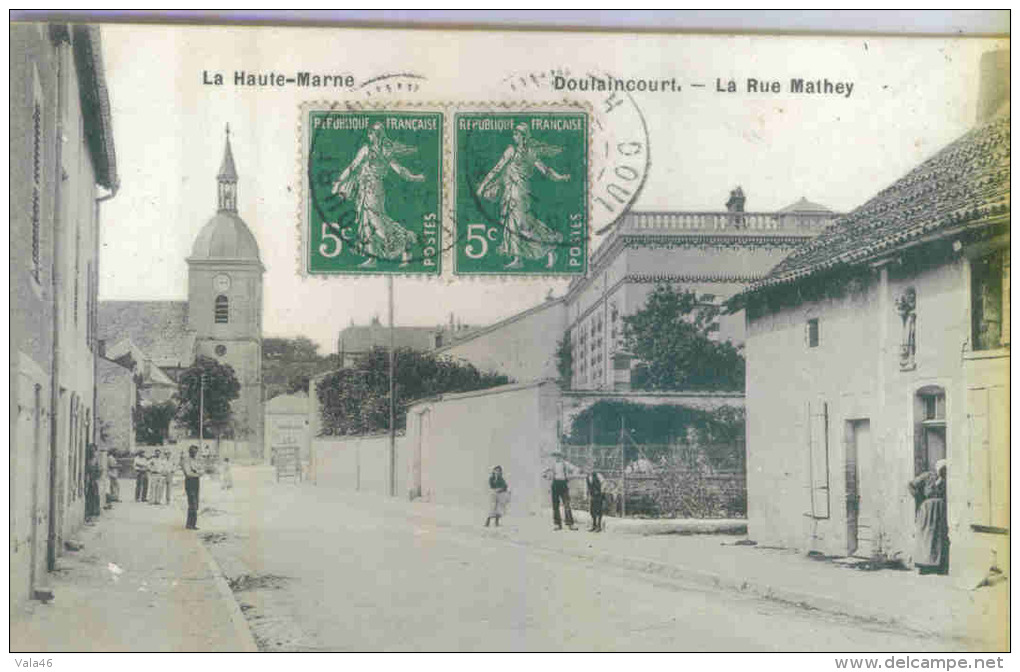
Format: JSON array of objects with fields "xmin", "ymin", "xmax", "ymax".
[
  {"xmin": 620, "ymin": 416, "xmax": 627, "ymax": 518},
  {"xmin": 199, "ymin": 371, "xmax": 205, "ymax": 449},
  {"xmin": 388, "ymin": 276, "xmax": 396, "ymax": 497}
]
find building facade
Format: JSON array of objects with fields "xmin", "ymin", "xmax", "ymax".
[
  {"xmin": 96, "ymin": 357, "xmax": 137, "ymax": 455},
  {"xmin": 98, "ymin": 129, "xmax": 265, "ymax": 457},
  {"xmin": 741, "ymin": 73, "xmax": 1008, "ymax": 579},
  {"xmin": 434, "ymin": 297, "xmax": 567, "ymax": 382},
  {"xmin": 10, "ymin": 23, "xmax": 118, "ymax": 607},
  {"xmin": 565, "ymin": 200, "xmax": 839, "ymax": 391}
]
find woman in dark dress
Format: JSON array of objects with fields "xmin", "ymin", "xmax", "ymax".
[
  {"xmin": 908, "ymin": 459, "xmax": 948, "ymax": 575},
  {"xmin": 485, "ymin": 466, "xmax": 509, "ymax": 527},
  {"xmin": 84, "ymin": 444, "xmax": 102, "ymax": 521},
  {"xmin": 587, "ymin": 471, "xmax": 605, "ymax": 532}
]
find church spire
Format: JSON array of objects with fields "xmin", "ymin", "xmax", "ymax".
[{"xmin": 217, "ymin": 124, "xmax": 238, "ymax": 212}]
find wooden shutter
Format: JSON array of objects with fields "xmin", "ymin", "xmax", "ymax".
[{"xmin": 807, "ymin": 400, "xmax": 830, "ymax": 518}]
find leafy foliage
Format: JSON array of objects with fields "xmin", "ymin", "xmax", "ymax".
[
  {"xmin": 623, "ymin": 285, "xmax": 745, "ymax": 391},
  {"xmin": 135, "ymin": 400, "xmax": 177, "ymax": 445},
  {"xmin": 175, "ymin": 356, "xmax": 240, "ymax": 439},
  {"xmin": 565, "ymin": 399, "xmax": 745, "ymax": 471},
  {"xmin": 316, "ymin": 347, "xmax": 511, "ymax": 436},
  {"xmin": 555, "ymin": 331, "xmax": 573, "ymax": 390},
  {"xmin": 263, "ymin": 336, "xmax": 338, "ymax": 400}
]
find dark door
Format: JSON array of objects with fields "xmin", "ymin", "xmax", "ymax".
[{"xmin": 845, "ymin": 420, "xmax": 870, "ymax": 556}]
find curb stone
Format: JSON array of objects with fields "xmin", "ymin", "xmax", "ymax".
[
  {"xmin": 195, "ymin": 537, "xmax": 260, "ymax": 652},
  {"xmin": 402, "ymin": 502, "xmax": 989, "ymax": 649}
]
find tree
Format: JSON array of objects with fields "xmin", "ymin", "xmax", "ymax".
[
  {"xmin": 263, "ymin": 336, "xmax": 338, "ymax": 400},
  {"xmin": 175, "ymin": 356, "xmax": 240, "ymax": 439},
  {"xmin": 623, "ymin": 285, "xmax": 745, "ymax": 391},
  {"xmin": 316, "ymin": 347, "xmax": 511, "ymax": 436},
  {"xmin": 555, "ymin": 332, "xmax": 573, "ymax": 390},
  {"xmin": 135, "ymin": 400, "xmax": 177, "ymax": 445}
]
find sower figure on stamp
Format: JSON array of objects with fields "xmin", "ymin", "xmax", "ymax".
[
  {"xmin": 476, "ymin": 123, "xmax": 570, "ymax": 270},
  {"xmin": 331, "ymin": 121, "xmax": 424, "ymax": 268},
  {"xmin": 182, "ymin": 445, "xmax": 203, "ymax": 530},
  {"xmin": 543, "ymin": 450, "xmax": 580, "ymax": 530}
]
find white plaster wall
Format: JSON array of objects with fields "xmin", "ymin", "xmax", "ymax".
[{"xmin": 746, "ymin": 254, "xmax": 1010, "ymax": 577}]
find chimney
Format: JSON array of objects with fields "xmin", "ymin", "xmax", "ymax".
[{"xmin": 976, "ymin": 49, "xmax": 1009, "ymax": 125}]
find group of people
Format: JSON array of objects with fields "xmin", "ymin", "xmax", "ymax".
[
  {"xmin": 128, "ymin": 445, "xmax": 234, "ymax": 531},
  {"xmin": 484, "ymin": 452, "xmax": 608, "ymax": 533},
  {"xmin": 132, "ymin": 448, "xmax": 176, "ymax": 505}
]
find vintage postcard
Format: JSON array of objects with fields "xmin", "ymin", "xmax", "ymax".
[{"xmin": 9, "ymin": 14, "xmax": 1009, "ymax": 657}]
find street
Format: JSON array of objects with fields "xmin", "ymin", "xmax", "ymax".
[{"xmin": 196, "ymin": 467, "xmax": 956, "ymax": 652}]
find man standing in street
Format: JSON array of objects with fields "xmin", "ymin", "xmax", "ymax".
[
  {"xmin": 106, "ymin": 450, "xmax": 120, "ymax": 507},
  {"xmin": 133, "ymin": 450, "xmax": 149, "ymax": 502},
  {"xmin": 544, "ymin": 450, "xmax": 580, "ymax": 530},
  {"xmin": 182, "ymin": 444, "xmax": 202, "ymax": 530},
  {"xmin": 149, "ymin": 449, "xmax": 165, "ymax": 506}
]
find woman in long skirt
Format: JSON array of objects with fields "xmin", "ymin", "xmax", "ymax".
[
  {"xmin": 908, "ymin": 459, "xmax": 949, "ymax": 575},
  {"xmin": 84, "ymin": 445, "xmax": 102, "ymax": 521},
  {"xmin": 485, "ymin": 466, "xmax": 509, "ymax": 527}
]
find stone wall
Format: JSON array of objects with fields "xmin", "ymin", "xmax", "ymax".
[{"xmin": 310, "ymin": 434, "xmax": 409, "ymax": 498}]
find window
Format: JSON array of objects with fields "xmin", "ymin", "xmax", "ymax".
[
  {"xmin": 807, "ymin": 318, "xmax": 820, "ymax": 348},
  {"xmin": 971, "ymin": 249, "xmax": 1010, "ymax": 350},
  {"xmin": 915, "ymin": 388, "xmax": 946, "ymax": 476},
  {"xmin": 31, "ymin": 102, "xmax": 42, "ymax": 283},
  {"xmin": 214, "ymin": 295, "xmax": 229, "ymax": 323}
]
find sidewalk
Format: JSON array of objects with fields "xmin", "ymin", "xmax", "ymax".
[
  {"xmin": 9, "ymin": 479, "xmax": 258, "ymax": 652},
  {"xmin": 389, "ymin": 491, "xmax": 1008, "ymax": 650}
]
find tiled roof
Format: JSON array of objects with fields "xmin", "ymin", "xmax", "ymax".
[
  {"xmin": 778, "ymin": 197, "xmax": 832, "ymax": 214},
  {"xmin": 97, "ymin": 301, "xmax": 195, "ymax": 368},
  {"xmin": 71, "ymin": 25, "xmax": 117, "ymax": 190},
  {"xmin": 754, "ymin": 113, "xmax": 1010, "ymax": 289},
  {"xmin": 338, "ymin": 324, "xmax": 437, "ymax": 353}
]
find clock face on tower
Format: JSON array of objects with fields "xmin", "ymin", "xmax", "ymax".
[{"xmin": 213, "ymin": 274, "xmax": 231, "ymax": 292}]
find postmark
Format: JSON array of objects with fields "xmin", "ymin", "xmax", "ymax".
[
  {"xmin": 453, "ymin": 108, "xmax": 589, "ymax": 276},
  {"xmin": 302, "ymin": 103, "xmax": 443, "ymax": 275},
  {"xmin": 500, "ymin": 69, "xmax": 651, "ymax": 238}
]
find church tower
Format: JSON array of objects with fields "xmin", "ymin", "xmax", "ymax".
[{"xmin": 186, "ymin": 125, "xmax": 265, "ymax": 457}]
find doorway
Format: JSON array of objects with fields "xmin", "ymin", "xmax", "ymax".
[{"xmin": 845, "ymin": 419, "xmax": 871, "ymax": 556}]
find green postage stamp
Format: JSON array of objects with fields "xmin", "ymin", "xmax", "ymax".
[
  {"xmin": 303, "ymin": 107, "xmax": 443, "ymax": 275},
  {"xmin": 454, "ymin": 110, "xmax": 588, "ymax": 276}
]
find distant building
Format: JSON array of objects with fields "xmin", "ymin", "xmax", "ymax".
[
  {"xmin": 565, "ymin": 196, "xmax": 837, "ymax": 391},
  {"xmin": 266, "ymin": 392, "xmax": 311, "ymax": 461},
  {"xmin": 96, "ymin": 357, "xmax": 136, "ymax": 456},
  {"xmin": 336, "ymin": 316, "xmax": 475, "ymax": 368},
  {"xmin": 10, "ymin": 24, "xmax": 118, "ymax": 607},
  {"xmin": 98, "ymin": 127, "xmax": 265, "ymax": 456},
  {"xmin": 741, "ymin": 52, "xmax": 1008, "ymax": 577},
  {"xmin": 435, "ymin": 296, "xmax": 566, "ymax": 382},
  {"xmin": 436, "ymin": 193, "xmax": 839, "ymax": 392}
]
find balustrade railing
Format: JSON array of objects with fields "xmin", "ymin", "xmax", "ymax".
[{"xmin": 624, "ymin": 210, "xmax": 838, "ymax": 232}]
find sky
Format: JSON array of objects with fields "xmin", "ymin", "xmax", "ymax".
[{"xmin": 94, "ymin": 22, "xmax": 1006, "ymax": 353}]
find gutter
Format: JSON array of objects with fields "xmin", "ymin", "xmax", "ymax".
[{"xmin": 46, "ymin": 29, "xmax": 68, "ymax": 577}]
